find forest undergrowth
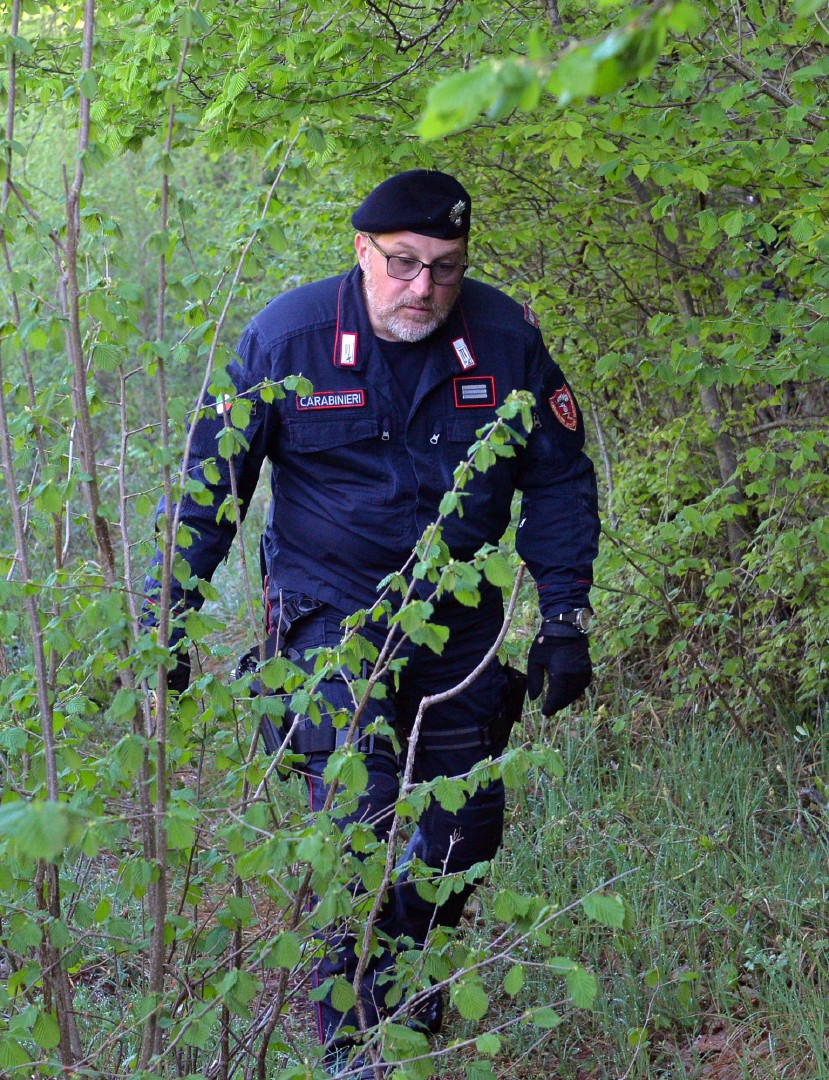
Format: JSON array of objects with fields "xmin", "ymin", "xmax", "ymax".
[
  {"xmin": 40, "ymin": 658, "xmax": 829, "ymax": 1080},
  {"xmin": 457, "ymin": 699, "xmax": 829, "ymax": 1079}
]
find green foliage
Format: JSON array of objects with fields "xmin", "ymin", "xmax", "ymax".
[
  {"xmin": 418, "ymin": 1, "xmax": 705, "ymax": 138},
  {"xmin": 1, "ymin": 0, "xmax": 826, "ymax": 1075}
]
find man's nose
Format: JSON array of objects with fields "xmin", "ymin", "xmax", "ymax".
[{"xmin": 408, "ymin": 265, "xmax": 434, "ymax": 297}]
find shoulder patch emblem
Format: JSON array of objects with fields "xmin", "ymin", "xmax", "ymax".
[
  {"xmin": 549, "ymin": 385, "xmax": 578, "ymax": 431},
  {"xmin": 523, "ymin": 303, "xmax": 539, "ymax": 328}
]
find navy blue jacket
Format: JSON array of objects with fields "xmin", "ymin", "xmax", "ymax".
[{"xmin": 146, "ymin": 266, "xmax": 599, "ymax": 623}]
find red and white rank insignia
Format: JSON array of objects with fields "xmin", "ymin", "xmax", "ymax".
[
  {"xmin": 523, "ymin": 303, "xmax": 539, "ymax": 328},
  {"xmin": 549, "ymin": 385, "xmax": 578, "ymax": 431},
  {"xmin": 454, "ymin": 375, "xmax": 495, "ymax": 408}
]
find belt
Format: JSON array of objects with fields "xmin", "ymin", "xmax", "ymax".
[{"xmin": 291, "ymin": 720, "xmax": 396, "ymax": 760}]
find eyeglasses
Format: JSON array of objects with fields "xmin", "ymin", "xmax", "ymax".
[{"xmin": 365, "ymin": 234, "xmax": 467, "ymax": 286}]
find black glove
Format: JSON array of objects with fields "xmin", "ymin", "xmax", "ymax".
[{"xmin": 527, "ymin": 627, "xmax": 592, "ymax": 716}]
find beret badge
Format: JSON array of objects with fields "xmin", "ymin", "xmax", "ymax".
[{"xmin": 449, "ymin": 199, "xmax": 466, "ymax": 228}]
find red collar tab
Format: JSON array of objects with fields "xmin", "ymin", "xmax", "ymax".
[
  {"xmin": 523, "ymin": 303, "xmax": 539, "ymax": 328},
  {"xmin": 331, "ymin": 277, "xmax": 363, "ymax": 369},
  {"xmin": 451, "ymin": 336, "xmax": 477, "ymax": 371}
]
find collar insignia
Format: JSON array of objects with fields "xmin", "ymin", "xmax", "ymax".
[
  {"xmin": 339, "ymin": 332, "xmax": 357, "ymax": 367},
  {"xmin": 451, "ymin": 336, "xmax": 476, "ymax": 370}
]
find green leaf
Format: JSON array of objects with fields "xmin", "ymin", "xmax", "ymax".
[
  {"xmin": 384, "ymin": 1021, "xmax": 429, "ymax": 1058},
  {"xmin": 330, "ymin": 978, "xmax": 356, "ymax": 1013},
  {"xmin": 663, "ymin": 1, "xmax": 705, "ymax": 34},
  {"xmin": 179, "ymin": 6, "xmax": 211, "ymax": 37},
  {"xmin": 790, "ymin": 216, "xmax": 816, "ymax": 243},
  {"xmin": 698, "ymin": 209, "xmax": 718, "ymax": 236},
  {"xmin": 407, "ymin": 622, "xmax": 450, "ymax": 653},
  {"xmin": 565, "ymin": 142, "xmax": 584, "ymax": 169},
  {"xmin": 0, "ymin": 801, "xmax": 87, "ymax": 862},
  {"xmin": 93, "ymin": 898, "xmax": 111, "ymax": 923},
  {"xmin": 223, "ymin": 71, "xmax": 247, "ymax": 101},
  {"xmin": 720, "ymin": 210, "xmax": 744, "ymax": 237},
  {"xmin": 33, "ymin": 1012, "xmax": 61, "ymax": 1050},
  {"xmin": 230, "ymin": 398, "xmax": 252, "ymax": 430},
  {"xmin": 165, "ymin": 812, "xmax": 197, "ymax": 850},
  {"xmin": 266, "ymin": 932, "xmax": 301, "ymax": 970},
  {"xmin": 452, "ymin": 980, "xmax": 489, "ymax": 1021},
  {"xmin": 338, "ymin": 751, "xmax": 369, "ymax": 795},
  {"xmin": 529, "ymin": 1006, "xmax": 562, "ymax": 1029},
  {"xmin": 567, "ymin": 965, "xmax": 599, "ymax": 1008},
  {"xmin": 418, "ymin": 63, "xmax": 501, "ymax": 140},
  {"xmin": 439, "ymin": 490, "xmax": 461, "ymax": 516},
  {"xmin": 8, "ymin": 917, "xmax": 42, "ymax": 951},
  {"xmin": 92, "ymin": 342, "xmax": 122, "ymax": 371},
  {"xmin": 482, "ymin": 552, "xmax": 514, "ymax": 588},
  {"xmin": 433, "ymin": 776, "xmax": 468, "ymax": 813},
  {"xmin": 582, "ymin": 891, "xmax": 627, "ymax": 928},
  {"xmin": 79, "ymin": 69, "xmax": 98, "ymax": 100},
  {"xmin": 504, "ymin": 963, "xmax": 524, "ymax": 997},
  {"xmin": 265, "ymin": 223, "xmax": 288, "ymax": 253},
  {"xmin": 9, "ymin": 34, "xmax": 34, "ymax": 55},
  {"xmin": 0, "ymin": 727, "xmax": 29, "ymax": 751},
  {"xmin": 35, "ymin": 483, "xmax": 64, "ymax": 514},
  {"xmin": 466, "ymin": 1062, "xmax": 497, "ymax": 1080},
  {"xmin": 0, "ymin": 1037, "xmax": 31, "ymax": 1069},
  {"xmin": 476, "ymin": 1032, "xmax": 501, "ymax": 1055}
]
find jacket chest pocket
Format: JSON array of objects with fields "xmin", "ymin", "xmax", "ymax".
[
  {"xmin": 438, "ymin": 414, "xmax": 514, "ymax": 494},
  {"xmin": 418, "ymin": 417, "xmax": 487, "ymax": 496},
  {"xmin": 446, "ymin": 416, "xmax": 488, "ymax": 452},
  {"xmin": 280, "ymin": 416, "xmax": 394, "ymax": 500}
]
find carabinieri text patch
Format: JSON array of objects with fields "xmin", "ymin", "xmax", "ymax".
[{"xmin": 296, "ymin": 389, "xmax": 365, "ymax": 410}]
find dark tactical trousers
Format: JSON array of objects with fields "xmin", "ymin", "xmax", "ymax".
[{"xmin": 282, "ymin": 595, "xmax": 517, "ymax": 1046}]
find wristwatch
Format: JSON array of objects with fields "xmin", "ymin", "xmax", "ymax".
[{"xmin": 553, "ymin": 608, "xmax": 593, "ymax": 634}]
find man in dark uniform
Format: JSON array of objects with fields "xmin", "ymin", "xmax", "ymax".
[{"xmin": 144, "ymin": 170, "xmax": 599, "ymax": 1075}]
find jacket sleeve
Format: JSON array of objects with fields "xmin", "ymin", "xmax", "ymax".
[
  {"xmin": 142, "ymin": 323, "xmax": 275, "ymax": 623},
  {"xmin": 515, "ymin": 335, "xmax": 600, "ymax": 621}
]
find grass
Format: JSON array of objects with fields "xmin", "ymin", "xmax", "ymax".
[{"xmin": 433, "ymin": 696, "xmax": 829, "ymax": 1079}]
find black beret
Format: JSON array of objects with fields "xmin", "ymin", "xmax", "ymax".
[{"xmin": 352, "ymin": 170, "xmax": 472, "ymax": 239}]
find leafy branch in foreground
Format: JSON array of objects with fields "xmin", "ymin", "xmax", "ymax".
[
  {"xmin": 417, "ymin": 0, "xmax": 705, "ymax": 140},
  {"xmin": 0, "ymin": 383, "xmax": 621, "ymax": 1077}
]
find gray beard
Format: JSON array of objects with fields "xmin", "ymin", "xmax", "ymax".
[
  {"xmin": 362, "ymin": 263, "xmax": 458, "ymax": 342},
  {"xmin": 379, "ymin": 309, "xmax": 443, "ymax": 342}
]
